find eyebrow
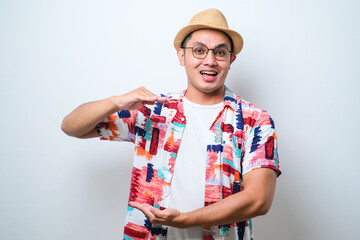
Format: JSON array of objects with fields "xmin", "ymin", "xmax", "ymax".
[{"xmin": 192, "ymin": 41, "xmax": 230, "ymax": 49}]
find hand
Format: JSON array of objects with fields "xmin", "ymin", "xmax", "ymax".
[
  {"xmin": 115, "ymin": 87, "xmax": 168, "ymax": 110},
  {"xmin": 129, "ymin": 201, "xmax": 184, "ymax": 228}
]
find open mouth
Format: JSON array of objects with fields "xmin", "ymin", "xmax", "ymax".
[{"xmin": 200, "ymin": 71, "xmax": 218, "ymax": 77}]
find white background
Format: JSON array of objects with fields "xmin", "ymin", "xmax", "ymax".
[{"xmin": 1, "ymin": 0, "xmax": 359, "ymax": 239}]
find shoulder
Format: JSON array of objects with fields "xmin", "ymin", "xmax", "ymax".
[
  {"xmin": 226, "ymin": 86, "xmax": 267, "ymax": 114},
  {"xmin": 227, "ymin": 87, "xmax": 275, "ymax": 128}
]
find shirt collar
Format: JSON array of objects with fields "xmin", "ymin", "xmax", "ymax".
[{"xmin": 167, "ymin": 86, "xmax": 237, "ymax": 111}]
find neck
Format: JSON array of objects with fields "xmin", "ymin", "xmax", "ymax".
[{"xmin": 184, "ymin": 86, "xmax": 225, "ymax": 105}]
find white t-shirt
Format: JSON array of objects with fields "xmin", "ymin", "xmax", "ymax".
[{"xmin": 167, "ymin": 97, "xmax": 223, "ymax": 239}]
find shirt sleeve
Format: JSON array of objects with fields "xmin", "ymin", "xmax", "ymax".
[
  {"xmin": 96, "ymin": 110, "xmax": 137, "ymax": 143},
  {"xmin": 242, "ymin": 110, "xmax": 281, "ymax": 176}
]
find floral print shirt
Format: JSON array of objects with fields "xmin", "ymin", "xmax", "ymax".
[{"xmin": 97, "ymin": 86, "xmax": 281, "ymax": 240}]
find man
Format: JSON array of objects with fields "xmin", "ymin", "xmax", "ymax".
[{"xmin": 62, "ymin": 9, "xmax": 281, "ymax": 240}]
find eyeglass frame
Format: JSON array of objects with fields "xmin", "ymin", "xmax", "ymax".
[{"xmin": 181, "ymin": 44, "xmax": 233, "ymax": 61}]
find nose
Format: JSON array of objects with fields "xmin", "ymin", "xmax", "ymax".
[{"xmin": 203, "ymin": 49, "xmax": 218, "ymax": 66}]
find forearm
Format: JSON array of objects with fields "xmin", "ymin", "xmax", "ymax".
[
  {"xmin": 129, "ymin": 187, "xmax": 270, "ymax": 229},
  {"xmin": 177, "ymin": 169, "xmax": 277, "ymax": 228},
  {"xmin": 179, "ymin": 190, "xmax": 265, "ymax": 228},
  {"xmin": 129, "ymin": 168, "xmax": 277, "ymax": 229},
  {"xmin": 61, "ymin": 96, "xmax": 120, "ymax": 138},
  {"xmin": 61, "ymin": 87, "xmax": 169, "ymax": 138}
]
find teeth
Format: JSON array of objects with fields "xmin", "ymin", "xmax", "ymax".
[{"xmin": 201, "ymin": 71, "xmax": 216, "ymax": 75}]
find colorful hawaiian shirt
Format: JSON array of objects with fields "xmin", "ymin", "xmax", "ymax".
[{"xmin": 97, "ymin": 86, "xmax": 281, "ymax": 240}]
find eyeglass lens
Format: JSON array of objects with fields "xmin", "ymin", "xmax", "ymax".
[{"xmin": 192, "ymin": 45, "xmax": 230, "ymax": 61}]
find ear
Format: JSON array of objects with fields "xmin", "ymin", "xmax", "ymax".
[
  {"xmin": 177, "ymin": 48, "xmax": 185, "ymax": 66},
  {"xmin": 229, "ymin": 53, "xmax": 237, "ymax": 69},
  {"xmin": 230, "ymin": 53, "xmax": 236, "ymax": 65}
]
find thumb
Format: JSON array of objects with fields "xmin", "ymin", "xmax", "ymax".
[{"xmin": 150, "ymin": 207, "xmax": 164, "ymax": 217}]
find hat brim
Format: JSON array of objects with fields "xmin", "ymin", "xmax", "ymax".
[{"xmin": 174, "ymin": 24, "xmax": 244, "ymax": 55}]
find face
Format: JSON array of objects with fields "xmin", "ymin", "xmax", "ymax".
[{"xmin": 177, "ymin": 29, "xmax": 236, "ymax": 101}]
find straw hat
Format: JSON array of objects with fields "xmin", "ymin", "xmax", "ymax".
[{"xmin": 173, "ymin": 9, "xmax": 243, "ymax": 55}]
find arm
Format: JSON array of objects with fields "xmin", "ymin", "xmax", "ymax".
[
  {"xmin": 61, "ymin": 87, "xmax": 168, "ymax": 138},
  {"xmin": 129, "ymin": 167, "xmax": 277, "ymax": 228}
]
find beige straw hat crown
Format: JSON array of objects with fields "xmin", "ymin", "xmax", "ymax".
[{"xmin": 173, "ymin": 9, "xmax": 243, "ymax": 55}]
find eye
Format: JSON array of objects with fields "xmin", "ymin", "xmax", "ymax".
[
  {"xmin": 193, "ymin": 46, "xmax": 206, "ymax": 55},
  {"xmin": 215, "ymin": 48, "xmax": 227, "ymax": 56}
]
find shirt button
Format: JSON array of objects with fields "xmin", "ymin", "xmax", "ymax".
[{"xmin": 181, "ymin": 117, "xmax": 185, "ymax": 121}]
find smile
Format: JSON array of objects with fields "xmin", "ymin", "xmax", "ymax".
[{"xmin": 200, "ymin": 71, "xmax": 218, "ymax": 76}]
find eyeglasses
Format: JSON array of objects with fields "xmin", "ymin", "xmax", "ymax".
[{"xmin": 182, "ymin": 45, "xmax": 232, "ymax": 61}]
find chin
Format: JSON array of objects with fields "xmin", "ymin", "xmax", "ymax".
[{"xmin": 199, "ymin": 84, "xmax": 224, "ymax": 94}]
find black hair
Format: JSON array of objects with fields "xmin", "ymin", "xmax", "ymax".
[
  {"xmin": 181, "ymin": 32, "xmax": 194, "ymax": 48},
  {"xmin": 181, "ymin": 29, "xmax": 234, "ymax": 52}
]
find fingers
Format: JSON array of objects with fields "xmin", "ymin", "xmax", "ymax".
[
  {"xmin": 133, "ymin": 87, "xmax": 168, "ymax": 104},
  {"xmin": 150, "ymin": 207, "xmax": 164, "ymax": 217},
  {"xmin": 129, "ymin": 201, "xmax": 160, "ymax": 224},
  {"xmin": 129, "ymin": 202, "xmax": 165, "ymax": 223},
  {"xmin": 117, "ymin": 87, "xmax": 168, "ymax": 110},
  {"xmin": 128, "ymin": 201, "xmax": 151, "ymax": 212},
  {"xmin": 129, "ymin": 202, "xmax": 156, "ymax": 219},
  {"xmin": 129, "ymin": 201, "xmax": 182, "ymax": 227}
]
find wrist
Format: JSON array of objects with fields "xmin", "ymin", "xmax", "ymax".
[
  {"xmin": 175, "ymin": 211, "xmax": 193, "ymax": 229},
  {"xmin": 107, "ymin": 96, "xmax": 123, "ymax": 112}
]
